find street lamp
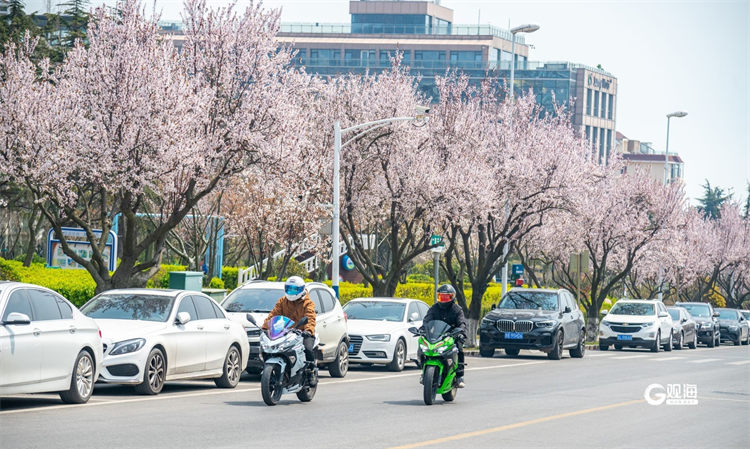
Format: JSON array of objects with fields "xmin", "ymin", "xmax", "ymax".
[
  {"xmin": 657, "ymin": 110, "xmax": 687, "ymax": 301},
  {"xmin": 331, "ymin": 108, "xmax": 429, "ymax": 298},
  {"xmin": 501, "ymin": 23, "xmax": 540, "ymax": 298}
]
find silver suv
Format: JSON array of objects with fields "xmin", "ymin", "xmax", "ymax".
[{"xmin": 221, "ymin": 280, "xmax": 350, "ymax": 377}]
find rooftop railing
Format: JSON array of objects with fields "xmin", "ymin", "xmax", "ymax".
[{"xmin": 280, "ymin": 23, "xmax": 525, "ymax": 43}]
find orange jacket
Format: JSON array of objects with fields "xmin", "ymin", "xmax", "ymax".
[{"xmin": 262, "ymin": 292, "xmax": 316, "ymax": 335}]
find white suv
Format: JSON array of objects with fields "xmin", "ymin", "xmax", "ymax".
[
  {"xmin": 222, "ymin": 281, "xmax": 350, "ymax": 377},
  {"xmin": 599, "ymin": 299, "xmax": 673, "ymax": 352}
]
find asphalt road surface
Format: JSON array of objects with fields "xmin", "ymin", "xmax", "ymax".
[{"xmin": 1, "ymin": 344, "xmax": 748, "ymax": 449}]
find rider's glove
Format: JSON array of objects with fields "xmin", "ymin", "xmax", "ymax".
[{"xmin": 301, "ymin": 331, "xmax": 313, "ymax": 339}]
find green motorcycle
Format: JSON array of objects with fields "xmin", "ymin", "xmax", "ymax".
[{"xmin": 409, "ymin": 320, "xmax": 462, "ymax": 405}]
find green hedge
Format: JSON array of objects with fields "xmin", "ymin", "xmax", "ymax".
[
  {"xmin": 222, "ymin": 266, "xmax": 240, "ymax": 291},
  {"xmin": 145, "ymin": 264, "xmax": 187, "ymax": 288},
  {"xmin": 0, "ymin": 258, "xmax": 96, "ymax": 307}
]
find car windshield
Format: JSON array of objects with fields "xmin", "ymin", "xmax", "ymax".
[
  {"xmin": 81, "ymin": 294, "xmax": 174, "ymax": 322},
  {"xmin": 742, "ymin": 311, "xmax": 750, "ymax": 320},
  {"xmin": 609, "ymin": 302, "xmax": 655, "ymax": 316},
  {"xmin": 498, "ymin": 291, "xmax": 559, "ymax": 311},
  {"xmin": 717, "ymin": 309, "xmax": 737, "ymax": 320},
  {"xmin": 679, "ymin": 304, "xmax": 710, "ymax": 318},
  {"xmin": 668, "ymin": 309, "xmax": 681, "ymax": 321},
  {"xmin": 343, "ymin": 301, "xmax": 405, "ymax": 322},
  {"xmin": 222, "ymin": 288, "xmax": 282, "ymax": 313}
]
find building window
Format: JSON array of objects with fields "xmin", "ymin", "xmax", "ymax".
[
  {"xmin": 309, "ymin": 49, "xmax": 341, "ymax": 66},
  {"xmin": 606, "ymin": 129, "xmax": 612, "ymax": 165},
  {"xmin": 449, "ymin": 51, "xmax": 483, "ymax": 69},
  {"xmin": 351, "ymin": 14, "xmax": 437, "ymax": 34},
  {"xmin": 608, "ymin": 94, "xmax": 614, "ymax": 120},
  {"xmin": 599, "ymin": 128, "xmax": 606, "ymax": 164},
  {"xmin": 585, "ymin": 125, "xmax": 591, "ymax": 141},
  {"xmin": 586, "ymin": 89, "xmax": 592, "ymax": 116},
  {"xmin": 414, "ymin": 50, "xmax": 446, "ymax": 69},
  {"xmin": 344, "ymin": 49, "xmax": 376, "ymax": 67},
  {"xmin": 593, "ymin": 91, "xmax": 600, "ymax": 118},
  {"xmin": 500, "ymin": 50, "xmax": 513, "ymax": 70}
]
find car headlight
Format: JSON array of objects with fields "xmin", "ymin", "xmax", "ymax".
[
  {"xmin": 536, "ymin": 320, "xmax": 556, "ymax": 328},
  {"xmin": 365, "ymin": 334, "xmax": 391, "ymax": 342},
  {"xmin": 641, "ymin": 321, "xmax": 657, "ymax": 328},
  {"xmin": 702, "ymin": 323, "xmax": 712, "ymax": 330},
  {"xmin": 110, "ymin": 338, "xmax": 146, "ymax": 355},
  {"xmin": 729, "ymin": 325, "xmax": 739, "ymax": 331},
  {"xmin": 600, "ymin": 320, "xmax": 611, "ymax": 327}
]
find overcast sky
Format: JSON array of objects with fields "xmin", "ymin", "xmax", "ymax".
[{"xmin": 27, "ymin": 0, "xmax": 749, "ymax": 205}]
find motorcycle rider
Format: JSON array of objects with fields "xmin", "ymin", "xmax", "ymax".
[
  {"xmin": 262, "ymin": 276, "xmax": 318, "ymax": 385},
  {"xmin": 422, "ymin": 284, "xmax": 467, "ymax": 388}
]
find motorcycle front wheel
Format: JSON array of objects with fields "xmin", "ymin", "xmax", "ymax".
[
  {"xmin": 423, "ymin": 365, "xmax": 439, "ymax": 405},
  {"xmin": 261, "ymin": 364, "xmax": 283, "ymax": 406}
]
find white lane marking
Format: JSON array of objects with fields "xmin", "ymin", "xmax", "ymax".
[
  {"xmin": 652, "ymin": 357, "xmax": 686, "ymax": 362},
  {"xmin": 585, "ymin": 352, "xmax": 615, "ymax": 357},
  {"xmin": 690, "ymin": 358, "xmax": 722, "ymax": 364},
  {"xmin": 727, "ymin": 360, "xmax": 750, "ymax": 366},
  {"xmin": 700, "ymin": 395, "xmax": 750, "ymax": 403},
  {"xmin": 0, "ymin": 360, "xmax": 543, "ymax": 415},
  {"xmin": 611, "ymin": 355, "xmax": 649, "ymax": 360}
]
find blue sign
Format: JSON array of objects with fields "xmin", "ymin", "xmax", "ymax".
[
  {"xmin": 47, "ymin": 227, "xmax": 117, "ymax": 272},
  {"xmin": 342, "ymin": 255, "xmax": 355, "ymax": 271},
  {"xmin": 512, "ymin": 264, "xmax": 524, "ymax": 275}
]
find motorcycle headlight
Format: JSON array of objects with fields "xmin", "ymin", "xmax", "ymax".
[
  {"xmin": 110, "ymin": 338, "xmax": 146, "ymax": 355},
  {"xmin": 437, "ymin": 344, "xmax": 449, "ymax": 354},
  {"xmin": 536, "ymin": 320, "xmax": 556, "ymax": 328},
  {"xmin": 419, "ymin": 342, "xmax": 428, "ymax": 352},
  {"xmin": 365, "ymin": 334, "xmax": 391, "ymax": 342}
]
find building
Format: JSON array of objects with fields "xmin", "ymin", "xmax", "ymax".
[
  {"xmin": 0, "ymin": 0, "xmax": 11, "ymax": 16},
  {"xmin": 161, "ymin": 0, "xmax": 619, "ymax": 164},
  {"xmin": 616, "ymin": 132, "xmax": 684, "ymax": 183}
]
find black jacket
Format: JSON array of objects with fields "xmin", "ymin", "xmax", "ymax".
[{"xmin": 423, "ymin": 302, "xmax": 467, "ymax": 336}]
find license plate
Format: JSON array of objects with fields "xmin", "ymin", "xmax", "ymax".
[
  {"xmin": 505, "ymin": 332, "xmax": 523, "ymax": 340},
  {"xmin": 348, "ymin": 343, "xmax": 355, "ymax": 353},
  {"xmin": 617, "ymin": 335, "xmax": 633, "ymax": 341}
]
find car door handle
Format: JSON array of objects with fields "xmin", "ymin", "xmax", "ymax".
[
  {"xmin": 197, "ymin": 326, "xmax": 204, "ymax": 330},
  {"xmin": 33, "ymin": 329, "xmax": 41, "ymax": 336},
  {"xmin": 224, "ymin": 324, "xmax": 231, "ymax": 330},
  {"xmin": 69, "ymin": 326, "xmax": 76, "ymax": 334}
]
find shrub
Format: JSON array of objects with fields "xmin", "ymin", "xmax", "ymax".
[
  {"xmin": 222, "ymin": 266, "xmax": 241, "ymax": 290},
  {"xmin": 146, "ymin": 264, "xmax": 187, "ymax": 288},
  {"xmin": 0, "ymin": 258, "xmax": 96, "ymax": 307},
  {"xmin": 208, "ymin": 277, "xmax": 225, "ymax": 289}
]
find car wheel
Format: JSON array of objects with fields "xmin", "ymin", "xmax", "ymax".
[
  {"xmin": 387, "ymin": 339, "xmax": 406, "ymax": 372},
  {"xmin": 663, "ymin": 331, "xmax": 673, "ymax": 351},
  {"xmin": 135, "ymin": 348, "xmax": 166, "ymax": 395},
  {"xmin": 570, "ymin": 331, "xmax": 586, "ymax": 358},
  {"xmin": 688, "ymin": 331, "xmax": 697, "ymax": 349},
  {"xmin": 214, "ymin": 346, "xmax": 242, "ymax": 388},
  {"xmin": 599, "ymin": 344, "xmax": 608, "ymax": 351},
  {"xmin": 59, "ymin": 350, "xmax": 95, "ymax": 404},
  {"xmin": 650, "ymin": 331, "xmax": 661, "ymax": 353},
  {"xmin": 708, "ymin": 333, "xmax": 716, "ymax": 348},
  {"xmin": 479, "ymin": 346, "xmax": 495, "ymax": 358},
  {"xmin": 505, "ymin": 348, "xmax": 520, "ymax": 357},
  {"xmin": 675, "ymin": 331, "xmax": 684, "ymax": 350},
  {"xmin": 547, "ymin": 331, "xmax": 563, "ymax": 360},
  {"xmin": 744, "ymin": 331, "xmax": 750, "ymax": 346},
  {"xmin": 735, "ymin": 333, "xmax": 742, "ymax": 346},
  {"xmin": 328, "ymin": 341, "xmax": 349, "ymax": 378}
]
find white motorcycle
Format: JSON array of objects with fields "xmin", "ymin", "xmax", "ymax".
[{"xmin": 246, "ymin": 314, "xmax": 319, "ymax": 406}]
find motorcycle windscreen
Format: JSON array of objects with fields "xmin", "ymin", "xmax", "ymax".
[
  {"xmin": 267, "ymin": 315, "xmax": 294, "ymax": 340},
  {"xmin": 424, "ymin": 320, "xmax": 451, "ymax": 343}
]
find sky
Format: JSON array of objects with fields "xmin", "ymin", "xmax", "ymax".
[{"xmin": 27, "ymin": 0, "xmax": 750, "ymax": 205}]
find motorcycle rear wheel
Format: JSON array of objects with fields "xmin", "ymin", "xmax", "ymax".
[
  {"xmin": 442, "ymin": 386, "xmax": 457, "ymax": 402},
  {"xmin": 423, "ymin": 365, "xmax": 438, "ymax": 405},
  {"xmin": 296, "ymin": 384, "xmax": 317, "ymax": 402},
  {"xmin": 261, "ymin": 364, "xmax": 283, "ymax": 406}
]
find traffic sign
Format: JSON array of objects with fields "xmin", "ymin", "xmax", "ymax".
[{"xmin": 430, "ymin": 235, "xmax": 443, "ymax": 246}]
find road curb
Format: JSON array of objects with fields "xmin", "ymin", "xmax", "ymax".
[{"xmin": 465, "ymin": 344, "xmax": 602, "ymax": 357}]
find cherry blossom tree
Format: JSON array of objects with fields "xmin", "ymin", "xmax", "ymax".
[
  {"xmin": 0, "ymin": 0, "xmax": 310, "ymax": 292},
  {"xmin": 430, "ymin": 76, "xmax": 590, "ymax": 344}
]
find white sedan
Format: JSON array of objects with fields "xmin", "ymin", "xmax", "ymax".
[
  {"xmin": 0, "ymin": 281, "xmax": 103, "ymax": 403},
  {"xmin": 342, "ymin": 297, "xmax": 429, "ymax": 371},
  {"xmin": 80, "ymin": 289, "xmax": 249, "ymax": 395}
]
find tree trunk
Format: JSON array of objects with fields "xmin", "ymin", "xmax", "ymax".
[
  {"xmin": 23, "ymin": 206, "xmax": 42, "ymax": 267},
  {"xmin": 465, "ymin": 318, "xmax": 478, "ymax": 347},
  {"xmin": 585, "ymin": 305, "xmax": 600, "ymax": 342}
]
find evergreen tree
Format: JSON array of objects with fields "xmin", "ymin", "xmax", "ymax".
[
  {"xmin": 59, "ymin": 0, "xmax": 88, "ymax": 47},
  {"xmin": 697, "ymin": 180, "xmax": 731, "ymax": 220}
]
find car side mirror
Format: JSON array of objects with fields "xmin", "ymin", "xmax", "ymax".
[
  {"xmin": 681, "ymin": 318, "xmax": 687, "ymax": 323},
  {"xmin": 658, "ymin": 312, "xmax": 669, "ymax": 318},
  {"xmin": 408, "ymin": 312, "xmax": 419, "ymax": 323},
  {"xmin": 296, "ymin": 316, "xmax": 308, "ymax": 328},
  {"xmin": 176, "ymin": 312, "xmax": 191, "ymax": 325},
  {"xmin": 245, "ymin": 314, "xmax": 258, "ymax": 327},
  {"xmin": 564, "ymin": 306, "xmax": 572, "ymax": 314},
  {"xmin": 408, "ymin": 327, "xmax": 420, "ymax": 336},
  {"xmin": 600, "ymin": 309, "xmax": 609, "ymax": 316},
  {"xmin": 712, "ymin": 312, "xmax": 720, "ymax": 318},
  {"xmin": 3, "ymin": 312, "xmax": 31, "ymax": 325},
  {"xmin": 491, "ymin": 303, "xmax": 496, "ymax": 310}
]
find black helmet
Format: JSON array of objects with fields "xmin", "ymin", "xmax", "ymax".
[{"xmin": 437, "ymin": 284, "xmax": 456, "ymax": 306}]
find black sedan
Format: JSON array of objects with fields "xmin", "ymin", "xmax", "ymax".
[
  {"xmin": 716, "ymin": 308, "xmax": 750, "ymax": 345},
  {"xmin": 667, "ymin": 306, "xmax": 697, "ymax": 349}
]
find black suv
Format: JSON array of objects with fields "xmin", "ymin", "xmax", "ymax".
[
  {"xmin": 674, "ymin": 302, "xmax": 720, "ymax": 347},
  {"xmin": 716, "ymin": 308, "xmax": 750, "ymax": 345},
  {"xmin": 479, "ymin": 288, "xmax": 586, "ymax": 360}
]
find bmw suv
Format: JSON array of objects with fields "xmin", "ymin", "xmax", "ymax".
[
  {"xmin": 674, "ymin": 302, "xmax": 720, "ymax": 347},
  {"xmin": 479, "ymin": 288, "xmax": 586, "ymax": 360},
  {"xmin": 222, "ymin": 280, "xmax": 350, "ymax": 377}
]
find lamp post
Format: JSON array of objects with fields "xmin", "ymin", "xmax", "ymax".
[
  {"xmin": 331, "ymin": 109, "xmax": 429, "ymax": 298},
  {"xmin": 500, "ymin": 23, "xmax": 539, "ymax": 298},
  {"xmin": 657, "ymin": 110, "xmax": 687, "ymax": 301}
]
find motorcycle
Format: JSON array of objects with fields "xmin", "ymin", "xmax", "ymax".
[
  {"xmin": 246, "ymin": 314, "xmax": 319, "ymax": 406},
  {"xmin": 409, "ymin": 320, "xmax": 462, "ymax": 405}
]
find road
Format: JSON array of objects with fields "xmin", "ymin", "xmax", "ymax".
[{"xmin": 1, "ymin": 344, "xmax": 748, "ymax": 449}]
